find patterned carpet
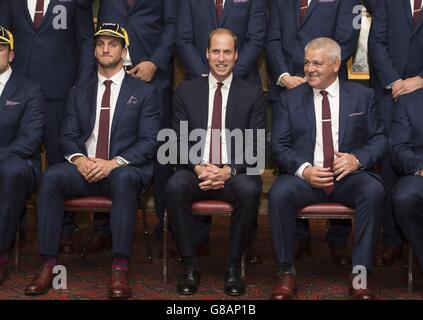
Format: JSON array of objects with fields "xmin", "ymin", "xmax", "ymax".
[{"xmin": 0, "ymin": 212, "xmax": 422, "ymax": 300}]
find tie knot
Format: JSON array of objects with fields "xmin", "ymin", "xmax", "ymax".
[
  {"xmin": 217, "ymin": 82, "xmax": 224, "ymax": 89},
  {"xmin": 104, "ymin": 80, "xmax": 113, "ymax": 88},
  {"xmin": 320, "ymin": 90, "xmax": 328, "ymax": 97}
]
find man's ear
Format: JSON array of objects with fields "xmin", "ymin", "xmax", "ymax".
[
  {"xmin": 8, "ymin": 49, "xmax": 14, "ymax": 64},
  {"xmin": 122, "ymin": 47, "xmax": 128, "ymax": 60}
]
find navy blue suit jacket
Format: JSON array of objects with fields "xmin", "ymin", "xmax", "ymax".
[
  {"xmin": 97, "ymin": 0, "xmax": 176, "ymax": 91},
  {"xmin": 390, "ymin": 89, "xmax": 423, "ymax": 175},
  {"xmin": 266, "ymin": 0, "xmax": 360, "ymax": 101},
  {"xmin": 0, "ymin": 0, "xmax": 96, "ymax": 100},
  {"xmin": 60, "ymin": 74, "xmax": 160, "ymax": 188},
  {"xmin": 367, "ymin": 0, "xmax": 423, "ymax": 98},
  {"xmin": 176, "ymin": 0, "xmax": 266, "ymax": 84},
  {"xmin": 271, "ymin": 80, "xmax": 388, "ymax": 175},
  {"xmin": 173, "ymin": 76, "xmax": 266, "ymax": 174},
  {"xmin": 0, "ymin": 71, "xmax": 46, "ymax": 181}
]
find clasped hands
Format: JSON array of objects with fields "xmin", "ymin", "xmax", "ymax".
[
  {"xmin": 73, "ymin": 156, "xmax": 119, "ymax": 183},
  {"xmin": 194, "ymin": 163, "xmax": 232, "ymax": 191},
  {"xmin": 303, "ymin": 151, "xmax": 359, "ymax": 189},
  {"xmin": 391, "ymin": 76, "xmax": 423, "ymax": 99}
]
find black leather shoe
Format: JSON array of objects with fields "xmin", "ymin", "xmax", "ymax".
[
  {"xmin": 176, "ymin": 266, "xmax": 200, "ymax": 295},
  {"xmin": 224, "ymin": 268, "xmax": 245, "ymax": 296}
]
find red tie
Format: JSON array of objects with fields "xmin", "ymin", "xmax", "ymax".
[
  {"xmin": 320, "ymin": 90, "xmax": 334, "ymax": 194},
  {"xmin": 209, "ymin": 82, "xmax": 224, "ymax": 165},
  {"xmin": 413, "ymin": 0, "xmax": 422, "ymax": 26},
  {"xmin": 127, "ymin": 0, "xmax": 134, "ymax": 8},
  {"xmin": 216, "ymin": 0, "xmax": 223, "ymax": 25},
  {"xmin": 96, "ymin": 80, "xmax": 113, "ymax": 160},
  {"xmin": 300, "ymin": 0, "xmax": 309, "ymax": 24},
  {"xmin": 34, "ymin": 0, "xmax": 44, "ymax": 29}
]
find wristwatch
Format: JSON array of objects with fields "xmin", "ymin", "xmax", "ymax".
[
  {"xmin": 115, "ymin": 157, "xmax": 127, "ymax": 167},
  {"xmin": 226, "ymin": 165, "xmax": 237, "ymax": 177}
]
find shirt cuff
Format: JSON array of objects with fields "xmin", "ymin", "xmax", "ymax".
[
  {"xmin": 295, "ymin": 162, "xmax": 312, "ymax": 180},
  {"xmin": 386, "ymin": 79, "xmax": 402, "ymax": 90},
  {"xmin": 116, "ymin": 156, "xmax": 130, "ymax": 165},
  {"xmin": 277, "ymin": 73, "xmax": 290, "ymax": 87},
  {"xmin": 65, "ymin": 153, "xmax": 86, "ymax": 164}
]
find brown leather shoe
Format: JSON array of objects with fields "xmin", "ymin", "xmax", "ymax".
[
  {"xmin": 59, "ymin": 234, "xmax": 76, "ymax": 254},
  {"xmin": 24, "ymin": 265, "xmax": 55, "ymax": 296},
  {"xmin": 83, "ymin": 231, "xmax": 112, "ymax": 255},
  {"xmin": 270, "ymin": 273, "xmax": 297, "ymax": 300},
  {"xmin": 330, "ymin": 245, "xmax": 351, "ymax": 265},
  {"xmin": 375, "ymin": 245, "xmax": 403, "ymax": 267},
  {"xmin": 109, "ymin": 269, "xmax": 132, "ymax": 299},
  {"xmin": 0, "ymin": 262, "xmax": 7, "ymax": 285},
  {"xmin": 349, "ymin": 274, "xmax": 376, "ymax": 300},
  {"xmin": 294, "ymin": 241, "xmax": 311, "ymax": 260}
]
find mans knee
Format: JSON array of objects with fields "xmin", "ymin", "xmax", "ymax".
[
  {"xmin": 165, "ymin": 170, "xmax": 194, "ymax": 197},
  {"xmin": 109, "ymin": 168, "xmax": 140, "ymax": 194}
]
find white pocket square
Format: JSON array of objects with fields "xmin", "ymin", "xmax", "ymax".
[
  {"xmin": 234, "ymin": 0, "xmax": 249, "ymax": 3},
  {"xmin": 348, "ymin": 112, "xmax": 365, "ymax": 117},
  {"xmin": 5, "ymin": 100, "xmax": 21, "ymax": 106},
  {"xmin": 127, "ymin": 96, "xmax": 138, "ymax": 104}
]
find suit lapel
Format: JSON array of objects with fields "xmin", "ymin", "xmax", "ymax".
[
  {"xmin": 338, "ymin": 82, "xmax": 351, "ymax": 148},
  {"xmin": 127, "ymin": 0, "xmax": 140, "ymax": 14},
  {"xmin": 300, "ymin": 0, "xmax": 318, "ymax": 28},
  {"xmin": 304, "ymin": 86, "xmax": 316, "ymax": 145},
  {"xmin": 402, "ymin": 0, "xmax": 414, "ymax": 30},
  {"xmin": 292, "ymin": 0, "xmax": 300, "ymax": 30},
  {"xmin": 225, "ymin": 77, "xmax": 238, "ymax": 130},
  {"xmin": 0, "ymin": 72, "xmax": 18, "ymax": 108},
  {"xmin": 207, "ymin": 0, "xmax": 218, "ymax": 28},
  {"xmin": 200, "ymin": 77, "xmax": 210, "ymax": 130},
  {"xmin": 220, "ymin": 0, "xmax": 233, "ymax": 26},
  {"xmin": 111, "ymin": 75, "xmax": 133, "ymax": 136},
  {"xmin": 88, "ymin": 78, "xmax": 98, "ymax": 133}
]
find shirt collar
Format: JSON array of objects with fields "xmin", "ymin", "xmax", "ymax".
[
  {"xmin": 98, "ymin": 67, "xmax": 126, "ymax": 87},
  {"xmin": 208, "ymin": 72, "xmax": 233, "ymax": 90},
  {"xmin": 0, "ymin": 67, "xmax": 12, "ymax": 87},
  {"xmin": 313, "ymin": 77, "xmax": 339, "ymax": 98}
]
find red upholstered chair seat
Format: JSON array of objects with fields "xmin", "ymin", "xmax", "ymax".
[{"xmin": 297, "ymin": 203, "xmax": 354, "ymax": 218}]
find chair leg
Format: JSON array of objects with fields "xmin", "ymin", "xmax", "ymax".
[
  {"xmin": 408, "ymin": 244, "xmax": 413, "ymax": 294},
  {"xmin": 72, "ymin": 213, "xmax": 84, "ymax": 259},
  {"xmin": 14, "ymin": 228, "xmax": 20, "ymax": 271},
  {"xmin": 163, "ymin": 209, "xmax": 168, "ymax": 283},
  {"xmin": 140, "ymin": 207, "xmax": 153, "ymax": 263},
  {"xmin": 241, "ymin": 253, "xmax": 246, "ymax": 279}
]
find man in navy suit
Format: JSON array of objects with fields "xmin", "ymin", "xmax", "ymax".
[
  {"xmin": 266, "ymin": 0, "xmax": 361, "ymax": 260},
  {"xmin": 23, "ymin": 23, "xmax": 160, "ymax": 299},
  {"xmin": 176, "ymin": 0, "xmax": 266, "ymax": 255},
  {"xmin": 0, "ymin": 26, "xmax": 45, "ymax": 286},
  {"xmin": 269, "ymin": 38, "xmax": 387, "ymax": 300},
  {"xmin": 0, "ymin": 0, "xmax": 96, "ymax": 253},
  {"xmin": 176, "ymin": 0, "xmax": 266, "ymax": 84},
  {"xmin": 365, "ymin": 0, "xmax": 423, "ymax": 265},
  {"xmin": 166, "ymin": 29, "xmax": 266, "ymax": 296},
  {"xmin": 96, "ymin": 0, "xmax": 176, "ymax": 246},
  {"xmin": 0, "ymin": 0, "xmax": 96, "ymax": 165},
  {"xmin": 391, "ymin": 89, "xmax": 423, "ymax": 274}
]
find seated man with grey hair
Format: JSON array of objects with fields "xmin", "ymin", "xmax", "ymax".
[{"xmin": 268, "ymin": 37, "xmax": 387, "ymax": 300}]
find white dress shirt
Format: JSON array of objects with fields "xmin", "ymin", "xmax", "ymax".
[
  {"xmin": 202, "ymin": 73, "xmax": 232, "ymax": 164},
  {"xmin": 27, "ymin": 0, "xmax": 50, "ymax": 21},
  {"xmin": 66, "ymin": 68, "xmax": 129, "ymax": 163},
  {"xmin": 296, "ymin": 77, "xmax": 340, "ymax": 178},
  {"xmin": 0, "ymin": 67, "xmax": 12, "ymax": 98}
]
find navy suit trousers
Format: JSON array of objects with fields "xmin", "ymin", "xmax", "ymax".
[
  {"xmin": 166, "ymin": 170, "xmax": 261, "ymax": 264},
  {"xmin": 37, "ymin": 163, "xmax": 144, "ymax": 257},
  {"xmin": 269, "ymin": 171, "xmax": 385, "ymax": 270},
  {"xmin": 0, "ymin": 156, "xmax": 34, "ymax": 252}
]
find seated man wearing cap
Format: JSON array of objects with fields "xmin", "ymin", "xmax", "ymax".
[
  {"xmin": 24, "ymin": 23, "xmax": 160, "ymax": 299},
  {"xmin": 0, "ymin": 26, "xmax": 45, "ymax": 286}
]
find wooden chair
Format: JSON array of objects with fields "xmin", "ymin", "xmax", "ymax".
[{"xmin": 64, "ymin": 195, "xmax": 152, "ymax": 263}]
